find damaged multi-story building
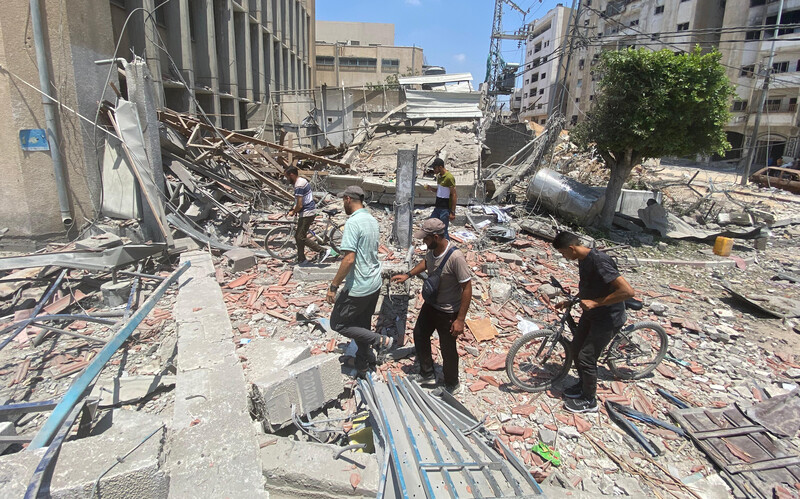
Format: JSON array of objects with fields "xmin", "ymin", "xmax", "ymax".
[
  {"xmin": 0, "ymin": 0, "xmax": 315, "ymax": 247},
  {"xmin": 525, "ymin": 0, "xmax": 800, "ymax": 163}
]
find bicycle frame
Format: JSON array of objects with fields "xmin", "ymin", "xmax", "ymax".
[{"xmin": 536, "ymin": 296, "xmax": 580, "ymax": 359}]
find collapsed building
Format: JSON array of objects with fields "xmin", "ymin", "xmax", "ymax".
[{"xmin": 1, "ymin": 2, "xmax": 800, "ymax": 499}]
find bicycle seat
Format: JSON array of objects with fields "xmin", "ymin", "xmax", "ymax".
[
  {"xmin": 322, "ymin": 209, "xmax": 339, "ymax": 216},
  {"xmin": 624, "ymin": 298, "xmax": 643, "ymax": 311}
]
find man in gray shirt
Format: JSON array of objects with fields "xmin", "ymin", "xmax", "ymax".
[{"xmin": 392, "ymin": 218, "xmax": 472, "ymax": 393}]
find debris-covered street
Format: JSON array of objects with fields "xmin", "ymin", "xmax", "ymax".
[{"xmin": 2, "ymin": 1, "xmax": 800, "ymax": 498}]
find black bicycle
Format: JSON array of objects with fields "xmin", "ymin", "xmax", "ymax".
[
  {"xmin": 506, "ymin": 276, "xmax": 668, "ymax": 392},
  {"xmin": 263, "ymin": 209, "xmax": 343, "ymax": 261}
]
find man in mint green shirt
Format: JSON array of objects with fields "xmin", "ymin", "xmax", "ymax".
[{"xmin": 326, "ymin": 186, "xmax": 392, "ymax": 377}]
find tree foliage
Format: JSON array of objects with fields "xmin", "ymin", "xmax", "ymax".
[{"xmin": 572, "ymin": 47, "xmax": 735, "ymax": 226}]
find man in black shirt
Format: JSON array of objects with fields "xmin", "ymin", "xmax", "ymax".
[{"xmin": 553, "ymin": 232, "xmax": 635, "ymax": 413}]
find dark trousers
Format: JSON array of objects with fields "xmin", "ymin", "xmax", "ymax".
[
  {"xmin": 571, "ymin": 312, "xmax": 622, "ymax": 399},
  {"xmin": 296, "ymin": 215, "xmax": 323, "ymax": 261},
  {"xmin": 331, "ymin": 289, "xmax": 381, "ymax": 371},
  {"xmin": 430, "ymin": 206, "xmax": 451, "ymax": 240},
  {"xmin": 413, "ymin": 302, "xmax": 459, "ymax": 386}
]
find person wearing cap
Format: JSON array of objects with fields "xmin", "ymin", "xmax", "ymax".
[
  {"xmin": 284, "ymin": 166, "xmax": 331, "ymax": 264},
  {"xmin": 327, "ymin": 185, "xmax": 392, "ymax": 378},
  {"xmin": 424, "ymin": 158, "xmax": 457, "ymax": 240},
  {"xmin": 391, "ymin": 218, "xmax": 472, "ymax": 394}
]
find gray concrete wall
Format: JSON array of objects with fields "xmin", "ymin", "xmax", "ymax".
[
  {"xmin": 0, "ymin": 0, "xmax": 116, "ymax": 249},
  {"xmin": 483, "ymin": 122, "xmax": 533, "ymax": 167}
]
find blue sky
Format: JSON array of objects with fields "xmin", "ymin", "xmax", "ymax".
[{"xmin": 315, "ymin": 0, "xmax": 565, "ymax": 88}]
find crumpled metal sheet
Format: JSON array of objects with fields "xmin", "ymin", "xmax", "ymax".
[
  {"xmin": 526, "ymin": 168, "xmax": 605, "ymax": 225},
  {"xmin": 723, "ymin": 283, "xmax": 800, "ymax": 318},
  {"xmin": 0, "ymin": 244, "xmax": 166, "ymax": 272},
  {"xmin": 743, "ymin": 388, "xmax": 800, "ymax": 438}
]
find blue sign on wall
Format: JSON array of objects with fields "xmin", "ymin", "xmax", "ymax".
[{"xmin": 19, "ymin": 129, "xmax": 50, "ymax": 151}]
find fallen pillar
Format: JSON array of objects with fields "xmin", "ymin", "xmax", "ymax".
[{"xmin": 250, "ymin": 353, "xmax": 344, "ymax": 432}]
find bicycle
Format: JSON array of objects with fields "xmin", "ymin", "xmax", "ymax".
[
  {"xmin": 263, "ymin": 209, "xmax": 344, "ymax": 261},
  {"xmin": 506, "ymin": 276, "xmax": 668, "ymax": 393}
]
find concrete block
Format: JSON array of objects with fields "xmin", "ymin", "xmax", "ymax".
[
  {"xmin": 100, "ymin": 279, "xmax": 134, "ymax": 307},
  {"xmin": 292, "ymin": 264, "xmax": 339, "ymax": 282},
  {"xmin": 0, "ymin": 421, "xmax": 16, "ymax": 455},
  {"xmin": 251, "ymin": 354, "xmax": 344, "ymax": 432},
  {"xmin": 91, "ymin": 374, "xmax": 176, "ymax": 406},
  {"xmin": 361, "ymin": 177, "xmax": 386, "ymax": 194},
  {"xmin": 224, "ymin": 248, "xmax": 257, "ymax": 273},
  {"xmin": 172, "ymin": 237, "xmax": 200, "ymax": 253},
  {"xmin": 262, "ymin": 437, "xmax": 379, "ymax": 498},
  {"xmin": 74, "ymin": 232, "xmax": 122, "ymax": 251},
  {"xmin": 0, "ymin": 411, "xmax": 167, "ymax": 498},
  {"xmin": 493, "ymin": 251, "xmax": 524, "ymax": 265},
  {"xmin": 240, "ymin": 338, "xmax": 312, "ymax": 383},
  {"xmin": 326, "ymin": 175, "xmax": 364, "ymax": 192}
]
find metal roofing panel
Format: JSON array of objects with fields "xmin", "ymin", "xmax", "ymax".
[
  {"xmin": 398, "ymin": 73, "xmax": 474, "ymax": 85},
  {"xmin": 404, "ymin": 90, "xmax": 482, "ymax": 119}
]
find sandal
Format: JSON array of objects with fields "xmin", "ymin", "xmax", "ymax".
[{"xmin": 531, "ymin": 441, "xmax": 562, "ymax": 467}]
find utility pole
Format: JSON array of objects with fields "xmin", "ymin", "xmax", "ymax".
[
  {"xmin": 550, "ymin": 0, "xmax": 580, "ymax": 117},
  {"xmin": 742, "ymin": 0, "xmax": 785, "ymax": 185},
  {"xmin": 485, "ymin": 0, "xmax": 530, "ymax": 111}
]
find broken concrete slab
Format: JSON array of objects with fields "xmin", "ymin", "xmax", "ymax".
[
  {"xmin": 251, "ymin": 353, "xmax": 344, "ymax": 432},
  {"xmin": 171, "ymin": 237, "xmax": 201, "ymax": 253},
  {"xmin": 261, "ymin": 437, "xmax": 379, "ymax": 498},
  {"xmin": 0, "ymin": 421, "xmax": 17, "ymax": 455},
  {"xmin": 74, "ymin": 232, "xmax": 123, "ymax": 251},
  {"xmin": 0, "ymin": 410, "xmax": 167, "ymax": 497},
  {"xmin": 240, "ymin": 338, "xmax": 312, "ymax": 382},
  {"xmin": 91, "ymin": 374, "xmax": 176, "ymax": 406},
  {"xmin": 166, "ymin": 251, "xmax": 267, "ymax": 498},
  {"xmin": 292, "ymin": 264, "xmax": 339, "ymax": 282},
  {"xmin": 224, "ymin": 248, "xmax": 257, "ymax": 273}
]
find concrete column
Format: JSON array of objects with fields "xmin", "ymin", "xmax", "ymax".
[
  {"xmin": 275, "ymin": 0, "xmax": 283, "ymax": 41},
  {"xmin": 393, "ymin": 149, "xmax": 417, "ymax": 249},
  {"xmin": 254, "ymin": 20, "xmax": 265, "ymax": 102},
  {"xmin": 234, "ymin": 10, "xmax": 252, "ymax": 101},
  {"xmin": 266, "ymin": 35, "xmax": 276, "ymax": 96}
]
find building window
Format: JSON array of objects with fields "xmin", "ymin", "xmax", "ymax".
[
  {"xmin": 630, "ymin": 19, "xmax": 639, "ymax": 26},
  {"xmin": 764, "ymin": 99, "xmax": 781, "ymax": 112},
  {"xmin": 577, "ymin": 79, "xmax": 583, "ymax": 87},
  {"xmin": 539, "ymin": 89, "xmax": 544, "ymax": 95},
  {"xmin": 531, "ymin": 73, "xmax": 539, "ymax": 82},
  {"xmin": 381, "ymin": 58, "xmax": 399, "ymax": 67},
  {"xmin": 534, "ymin": 42, "xmax": 542, "ymax": 53},
  {"xmin": 523, "ymin": 92, "xmax": 528, "ymax": 98},
  {"xmin": 655, "ymin": 5, "xmax": 664, "ymax": 14},
  {"xmin": 740, "ymin": 64, "xmax": 754, "ymax": 77},
  {"xmin": 677, "ymin": 22, "xmax": 690, "ymax": 31},
  {"xmin": 110, "ymin": 0, "xmax": 126, "ymax": 7},
  {"xmin": 589, "ymin": 95, "xmax": 594, "ymax": 100},
  {"xmin": 681, "ymin": 0, "xmax": 690, "ymax": 3},
  {"xmin": 571, "ymin": 115, "xmax": 578, "ymax": 125},
  {"xmin": 316, "ymin": 56, "xmax": 335, "ymax": 66},
  {"xmin": 350, "ymin": 41, "xmax": 360, "ymax": 46},
  {"xmin": 544, "ymin": 41, "xmax": 550, "ymax": 47},
  {"xmin": 541, "ymin": 119, "xmax": 547, "ymax": 124},
  {"xmin": 773, "ymin": 61, "xmax": 789, "ymax": 73},
  {"xmin": 541, "ymin": 72, "xmax": 546, "ymax": 79},
  {"xmin": 746, "ymin": 30, "xmax": 761, "ymax": 40},
  {"xmin": 731, "ymin": 100, "xmax": 747, "ymax": 111},
  {"xmin": 790, "ymin": 98, "xmax": 797, "ymax": 112},
  {"xmin": 575, "ymin": 97, "xmax": 580, "ymax": 103},
  {"xmin": 154, "ymin": 3, "xmax": 167, "ymax": 27},
  {"xmin": 579, "ymin": 59, "xmax": 585, "ymax": 70},
  {"xmin": 538, "ymin": 104, "xmax": 543, "ymax": 109},
  {"xmin": 750, "ymin": 0, "xmax": 766, "ymax": 5},
  {"xmin": 339, "ymin": 57, "xmax": 377, "ymax": 68},
  {"xmin": 652, "ymin": 33, "xmax": 660, "ymax": 40}
]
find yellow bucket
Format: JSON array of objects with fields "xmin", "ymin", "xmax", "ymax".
[{"xmin": 713, "ymin": 236, "xmax": 733, "ymax": 257}]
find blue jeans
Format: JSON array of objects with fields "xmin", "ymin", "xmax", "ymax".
[{"xmin": 430, "ymin": 207, "xmax": 451, "ymax": 240}]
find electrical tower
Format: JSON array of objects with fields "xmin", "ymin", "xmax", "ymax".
[{"xmin": 485, "ymin": 0, "xmax": 531, "ymax": 107}]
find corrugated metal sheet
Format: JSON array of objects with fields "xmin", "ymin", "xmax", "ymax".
[
  {"xmin": 398, "ymin": 72, "xmax": 473, "ymax": 85},
  {"xmin": 404, "ymin": 90, "xmax": 482, "ymax": 119}
]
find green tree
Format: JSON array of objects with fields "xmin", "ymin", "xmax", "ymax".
[{"xmin": 573, "ymin": 47, "xmax": 734, "ymax": 227}]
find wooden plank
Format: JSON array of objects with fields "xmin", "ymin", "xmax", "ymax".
[
  {"xmin": 726, "ymin": 456, "xmax": 800, "ymax": 474},
  {"xmin": 159, "ymin": 111, "xmax": 348, "ymax": 168},
  {"xmin": 693, "ymin": 426, "xmax": 764, "ymax": 440}
]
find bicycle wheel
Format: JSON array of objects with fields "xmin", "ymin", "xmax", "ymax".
[
  {"xmin": 506, "ymin": 330, "xmax": 573, "ymax": 392},
  {"xmin": 327, "ymin": 224, "xmax": 344, "ymax": 254},
  {"xmin": 607, "ymin": 321, "xmax": 668, "ymax": 380},
  {"xmin": 264, "ymin": 226, "xmax": 296, "ymax": 261}
]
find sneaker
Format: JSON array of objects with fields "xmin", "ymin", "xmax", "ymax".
[
  {"xmin": 443, "ymin": 383, "xmax": 462, "ymax": 396},
  {"xmin": 376, "ymin": 335, "xmax": 394, "ymax": 354},
  {"xmin": 317, "ymin": 248, "xmax": 333, "ymax": 264},
  {"xmin": 562, "ymin": 383, "xmax": 583, "ymax": 399},
  {"xmin": 564, "ymin": 397, "xmax": 598, "ymax": 413},
  {"xmin": 408, "ymin": 372, "xmax": 437, "ymax": 386}
]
